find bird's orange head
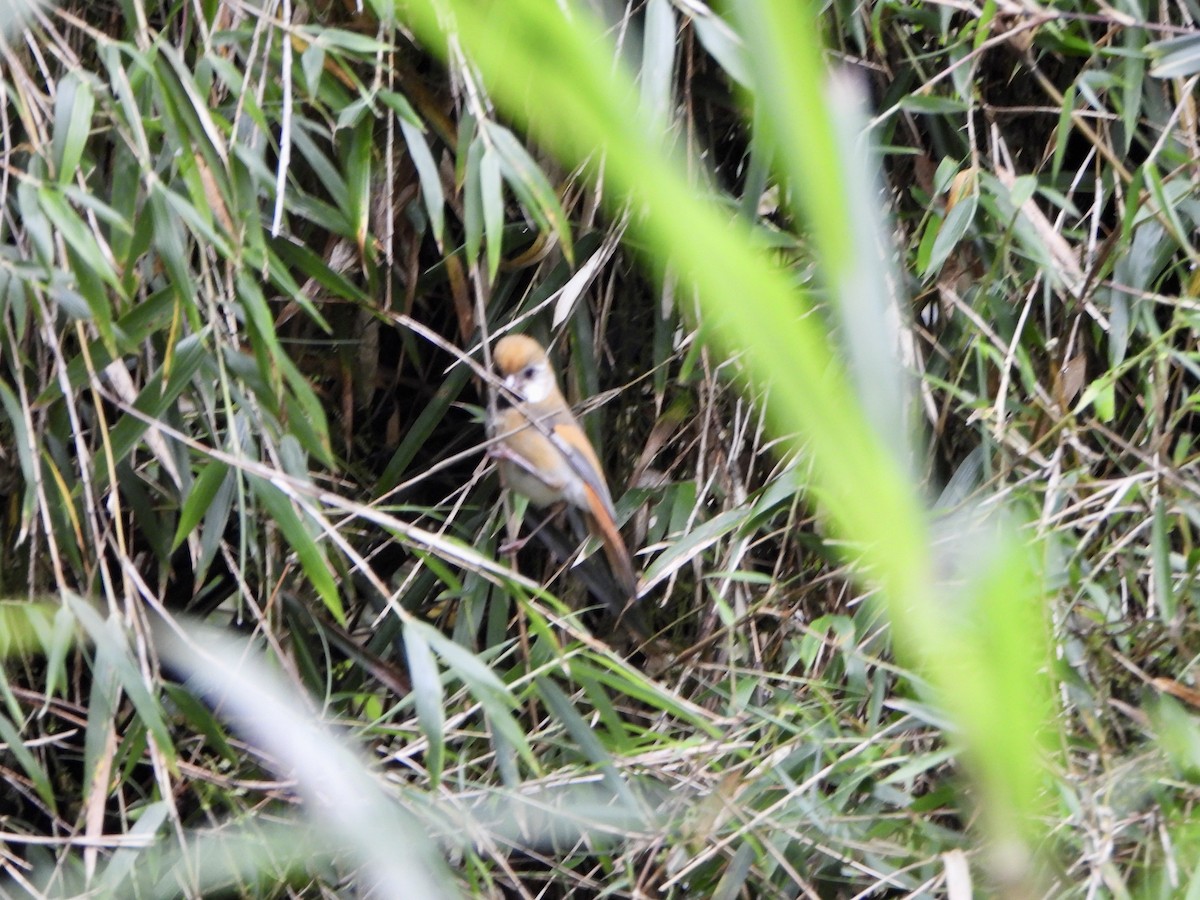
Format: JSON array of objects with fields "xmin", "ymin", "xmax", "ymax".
[{"xmin": 493, "ymin": 335, "xmax": 557, "ymax": 404}]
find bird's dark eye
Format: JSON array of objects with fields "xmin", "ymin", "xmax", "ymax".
[{"xmin": 522, "ymin": 365, "xmax": 536, "ymax": 379}]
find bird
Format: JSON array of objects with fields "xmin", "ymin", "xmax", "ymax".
[{"xmin": 488, "ymin": 334, "xmax": 640, "ymax": 615}]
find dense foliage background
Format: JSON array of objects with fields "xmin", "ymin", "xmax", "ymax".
[{"xmin": 3, "ymin": 0, "xmax": 1200, "ymax": 896}]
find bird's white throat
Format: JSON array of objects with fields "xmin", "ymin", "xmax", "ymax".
[{"xmin": 509, "ymin": 371, "xmax": 553, "ymax": 404}]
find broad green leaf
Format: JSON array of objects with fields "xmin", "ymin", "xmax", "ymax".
[
  {"xmin": 173, "ymin": 462, "xmax": 231, "ymax": 551},
  {"xmin": 402, "ymin": 622, "xmax": 445, "ymax": 786},
  {"xmin": 292, "ymin": 123, "xmax": 350, "ymax": 212},
  {"xmin": 536, "ymin": 677, "xmax": 639, "ymax": 808},
  {"xmin": 463, "ymin": 132, "xmax": 484, "ymax": 268},
  {"xmin": 410, "ymin": 620, "xmax": 537, "ymax": 773},
  {"xmin": 44, "ymin": 603, "xmax": 77, "ymax": 704},
  {"xmin": 261, "ymin": 244, "xmax": 333, "ymax": 332},
  {"xmin": 379, "ymin": 89, "xmax": 422, "ymax": 127},
  {"xmin": 93, "ymin": 801, "xmax": 170, "ymax": 894},
  {"xmin": 483, "ymin": 121, "xmax": 574, "ymax": 265},
  {"xmin": 104, "ymin": 334, "xmax": 209, "ymax": 481},
  {"xmin": 269, "ymin": 235, "xmax": 372, "ymax": 305},
  {"xmin": 17, "ymin": 180, "xmax": 54, "ymax": 267},
  {"xmin": 1152, "ymin": 496, "xmax": 1174, "ymax": 623},
  {"xmin": 0, "ymin": 380, "xmax": 38, "ymax": 523},
  {"xmin": 301, "ymin": 44, "xmax": 326, "ymax": 96},
  {"xmin": 51, "ymin": 71, "xmax": 96, "ymax": 185},
  {"xmin": 640, "ymin": 507, "xmax": 745, "ymax": 589},
  {"xmin": 925, "ymin": 191, "xmax": 977, "ymax": 276},
  {"xmin": 68, "ymin": 594, "xmax": 177, "ymax": 772},
  {"xmin": 1148, "ymin": 34, "xmax": 1200, "ymax": 78},
  {"xmin": 640, "ymin": 0, "xmax": 676, "ymax": 124},
  {"xmin": 304, "ymin": 26, "xmax": 392, "ymax": 54},
  {"xmin": 345, "ymin": 117, "xmax": 373, "ymax": 254},
  {"xmin": 37, "ymin": 187, "xmax": 120, "ymax": 290},
  {"xmin": 248, "ymin": 476, "xmax": 345, "ymax": 624},
  {"xmin": 480, "ymin": 143, "xmax": 503, "ymax": 283},
  {"xmin": 690, "ymin": 8, "xmax": 751, "ymax": 87},
  {"xmin": 399, "ymin": 118, "xmax": 446, "ymax": 249},
  {"xmin": 899, "ymin": 93, "xmax": 970, "ymax": 114}
]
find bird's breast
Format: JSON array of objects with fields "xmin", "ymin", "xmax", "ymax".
[{"xmin": 493, "ymin": 406, "xmax": 580, "ymax": 508}]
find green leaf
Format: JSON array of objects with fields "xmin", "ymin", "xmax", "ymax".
[
  {"xmin": 304, "ymin": 27, "xmax": 392, "ymax": 54},
  {"xmin": 401, "ymin": 623, "xmax": 445, "ymax": 786},
  {"xmin": 463, "ymin": 132, "xmax": 484, "ymax": 269},
  {"xmin": 93, "ymin": 801, "xmax": 170, "ymax": 895},
  {"xmin": 268, "ymin": 236, "xmax": 371, "ymax": 305},
  {"xmin": 379, "ymin": 89, "xmax": 422, "ymax": 127},
  {"xmin": 1152, "ymin": 496, "xmax": 1175, "ymax": 622},
  {"xmin": 640, "ymin": 0, "xmax": 676, "ymax": 124},
  {"xmin": 1077, "ymin": 377, "xmax": 1116, "ymax": 421},
  {"xmin": 261, "ymin": 244, "xmax": 333, "ymax": 332},
  {"xmin": 641, "ymin": 507, "xmax": 746, "ymax": 589},
  {"xmin": 1052, "ymin": 84, "xmax": 1076, "ymax": 182},
  {"xmin": 0, "ymin": 380, "xmax": 38, "ymax": 524},
  {"xmin": 16, "ymin": 179, "xmax": 54, "ymax": 267},
  {"xmin": 1147, "ymin": 34, "xmax": 1200, "ymax": 78},
  {"xmin": 292, "ymin": 124, "xmax": 350, "ymax": 213},
  {"xmin": 345, "ymin": 117, "xmax": 373, "ymax": 253},
  {"xmin": 377, "ymin": 366, "xmax": 469, "ymax": 493},
  {"xmin": 248, "ymin": 476, "xmax": 345, "ymax": 624},
  {"xmin": 399, "ymin": 118, "xmax": 446, "ymax": 250},
  {"xmin": 52, "ymin": 71, "xmax": 96, "ymax": 185},
  {"xmin": 899, "ymin": 93, "xmax": 970, "ymax": 114},
  {"xmin": 44, "ymin": 603, "xmax": 77, "ymax": 703},
  {"xmin": 411, "ymin": 621, "xmax": 537, "ymax": 773},
  {"xmin": 483, "ymin": 121, "xmax": 574, "ymax": 264},
  {"xmin": 68, "ymin": 594, "xmax": 177, "ymax": 771},
  {"xmin": 690, "ymin": 9, "xmax": 751, "ymax": 87},
  {"xmin": 148, "ymin": 189, "xmax": 201, "ymax": 330},
  {"xmin": 536, "ymin": 677, "xmax": 639, "ymax": 808},
  {"xmin": 173, "ymin": 462, "xmax": 231, "ymax": 551},
  {"xmin": 37, "ymin": 187, "xmax": 122, "ymax": 340},
  {"xmin": 104, "ymin": 334, "xmax": 209, "ymax": 482},
  {"xmin": 1120, "ymin": 29, "xmax": 1145, "ymax": 155},
  {"xmin": 0, "ymin": 710, "xmax": 58, "ymax": 814},
  {"xmin": 480, "ymin": 143, "xmax": 503, "ymax": 283},
  {"xmin": 279, "ymin": 354, "xmax": 334, "ymax": 464},
  {"xmin": 301, "ymin": 44, "xmax": 326, "ymax": 96},
  {"xmin": 925, "ymin": 192, "xmax": 977, "ymax": 276}
]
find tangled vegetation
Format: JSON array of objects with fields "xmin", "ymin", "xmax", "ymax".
[{"xmin": 2, "ymin": 0, "xmax": 1200, "ymax": 896}]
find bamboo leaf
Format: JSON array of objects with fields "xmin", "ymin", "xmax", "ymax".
[
  {"xmin": 0, "ymin": 710, "xmax": 58, "ymax": 813},
  {"xmin": 51, "ymin": 71, "xmax": 96, "ymax": 185},
  {"xmin": 640, "ymin": 0, "xmax": 676, "ymax": 124},
  {"xmin": 67, "ymin": 594, "xmax": 177, "ymax": 771},
  {"xmin": 402, "ymin": 622, "xmax": 445, "ymax": 786},
  {"xmin": 925, "ymin": 191, "xmax": 977, "ymax": 276},
  {"xmin": 345, "ymin": 117, "xmax": 373, "ymax": 256},
  {"xmin": 480, "ymin": 143, "xmax": 504, "ymax": 283},
  {"xmin": 1147, "ymin": 34, "xmax": 1200, "ymax": 78},
  {"xmin": 173, "ymin": 462, "xmax": 230, "ymax": 551},
  {"xmin": 248, "ymin": 476, "xmax": 344, "ymax": 624},
  {"xmin": 483, "ymin": 121, "xmax": 574, "ymax": 265},
  {"xmin": 399, "ymin": 118, "xmax": 446, "ymax": 250},
  {"xmin": 463, "ymin": 131, "xmax": 484, "ymax": 269}
]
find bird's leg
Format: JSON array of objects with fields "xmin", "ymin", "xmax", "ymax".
[
  {"xmin": 489, "ymin": 443, "xmax": 568, "ymax": 554},
  {"xmin": 499, "ymin": 501, "xmax": 567, "ymax": 555}
]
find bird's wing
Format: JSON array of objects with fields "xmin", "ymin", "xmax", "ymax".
[{"xmin": 548, "ymin": 418, "xmax": 618, "ymax": 521}]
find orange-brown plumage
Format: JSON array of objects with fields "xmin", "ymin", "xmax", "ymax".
[{"xmin": 489, "ymin": 335, "xmax": 638, "ymax": 604}]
